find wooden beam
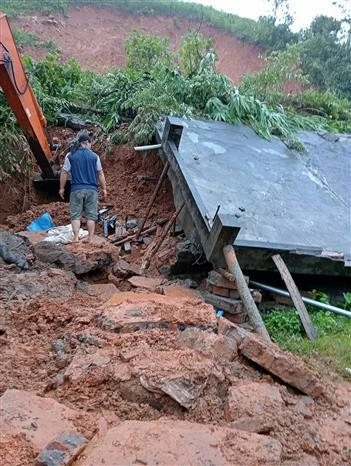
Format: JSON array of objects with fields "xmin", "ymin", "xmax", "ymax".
[
  {"xmin": 272, "ymin": 254, "xmax": 317, "ymax": 340},
  {"xmin": 223, "ymin": 245, "xmax": 271, "ymax": 342}
]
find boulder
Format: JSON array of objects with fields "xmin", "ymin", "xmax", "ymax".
[
  {"xmin": 97, "ymin": 292, "xmax": 217, "ymax": 333},
  {"xmin": 178, "ymin": 327, "xmax": 237, "ymax": 361},
  {"xmin": 239, "ymin": 333, "xmax": 325, "ymax": 398},
  {"xmin": 218, "ymin": 318, "xmax": 325, "ymax": 398},
  {"xmin": 0, "ymin": 267, "xmax": 76, "ymax": 302},
  {"xmin": 0, "ymin": 389, "xmax": 96, "ymax": 455},
  {"xmin": 34, "ymin": 239, "xmax": 119, "ymax": 275},
  {"xmin": 225, "ymin": 382, "xmax": 283, "ymax": 421},
  {"xmin": 75, "ymin": 420, "xmax": 282, "ymax": 466}
]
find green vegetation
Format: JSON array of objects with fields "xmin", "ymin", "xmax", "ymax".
[
  {"xmin": 13, "ymin": 28, "xmax": 59, "ymax": 53},
  {"xmin": 263, "ymin": 291, "xmax": 351, "ymax": 379},
  {"xmin": 1, "ymin": 26, "xmax": 350, "ymax": 180},
  {"xmin": 1, "ymin": 0, "xmax": 350, "ymax": 98}
]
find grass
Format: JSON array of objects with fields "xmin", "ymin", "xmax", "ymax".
[{"xmin": 263, "ymin": 303, "xmax": 351, "ymax": 380}]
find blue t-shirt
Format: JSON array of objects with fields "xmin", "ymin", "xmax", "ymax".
[{"xmin": 63, "ymin": 148, "xmax": 102, "ymax": 192}]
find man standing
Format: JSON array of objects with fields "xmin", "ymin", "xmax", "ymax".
[{"xmin": 59, "ymin": 134, "xmax": 107, "ymax": 243}]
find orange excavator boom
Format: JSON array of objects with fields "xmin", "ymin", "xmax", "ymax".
[{"xmin": 0, "ymin": 12, "xmax": 55, "ymax": 179}]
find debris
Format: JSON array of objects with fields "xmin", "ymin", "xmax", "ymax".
[
  {"xmin": 126, "ymin": 218, "xmax": 139, "ymax": 230},
  {"xmin": 202, "ymin": 293, "xmax": 244, "ymax": 315},
  {"xmin": 178, "ymin": 327, "xmax": 237, "ymax": 361},
  {"xmin": 141, "ymin": 202, "xmax": 185, "ymax": 271},
  {"xmin": 128, "ymin": 275, "xmax": 164, "ymax": 291},
  {"xmin": 27, "ymin": 213, "xmax": 54, "ymax": 232},
  {"xmin": 34, "ymin": 239, "xmax": 118, "ymax": 275},
  {"xmin": 35, "ymin": 432, "xmax": 88, "ymax": 466},
  {"xmin": 159, "ymin": 377, "xmax": 207, "ymax": 409},
  {"xmin": 97, "ymin": 292, "xmax": 217, "ymax": 333},
  {"xmin": 209, "ymin": 270, "xmax": 248, "ymax": 289},
  {"xmin": 135, "ymin": 160, "xmax": 170, "ymax": 240},
  {"xmin": 87, "ymin": 283, "xmax": 119, "ymax": 302},
  {"xmin": 225, "ymin": 382, "xmax": 283, "ymax": 421},
  {"xmin": 0, "ymin": 389, "xmax": 95, "ymax": 452},
  {"xmin": 239, "ymin": 330, "xmax": 325, "ymax": 398},
  {"xmin": 43, "ymin": 224, "xmax": 88, "ymax": 244},
  {"xmin": 123, "ymin": 241, "xmax": 132, "ymax": 254},
  {"xmin": 113, "ymin": 259, "xmax": 141, "ymax": 278}
]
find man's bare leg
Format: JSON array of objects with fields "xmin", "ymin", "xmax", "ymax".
[
  {"xmin": 87, "ymin": 220, "xmax": 95, "ymax": 243},
  {"xmin": 71, "ymin": 219, "xmax": 81, "ymax": 242}
]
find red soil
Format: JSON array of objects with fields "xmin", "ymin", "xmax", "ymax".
[{"xmin": 13, "ymin": 5, "xmax": 265, "ymax": 82}]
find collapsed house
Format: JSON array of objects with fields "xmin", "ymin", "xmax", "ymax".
[{"xmin": 155, "ymin": 117, "xmax": 351, "ymax": 276}]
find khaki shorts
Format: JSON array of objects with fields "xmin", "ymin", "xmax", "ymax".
[{"xmin": 70, "ymin": 189, "xmax": 98, "ymax": 221}]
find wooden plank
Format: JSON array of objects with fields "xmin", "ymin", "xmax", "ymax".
[
  {"xmin": 223, "ymin": 245, "xmax": 271, "ymax": 342},
  {"xmin": 202, "ymin": 292, "xmax": 244, "ymax": 315},
  {"xmin": 272, "ymin": 254, "xmax": 317, "ymax": 340}
]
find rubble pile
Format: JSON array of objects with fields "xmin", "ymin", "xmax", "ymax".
[{"xmin": 1, "ymin": 262, "xmax": 351, "ymax": 465}]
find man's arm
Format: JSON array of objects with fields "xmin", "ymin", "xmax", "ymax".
[
  {"xmin": 96, "ymin": 156, "xmax": 107, "ymax": 201},
  {"xmin": 59, "ymin": 154, "xmax": 71, "ymax": 200},
  {"xmin": 98, "ymin": 170, "xmax": 107, "ymax": 201},
  {"xmin": 59, "ymin": 170, "xmax": 68, "ymax": 200}
]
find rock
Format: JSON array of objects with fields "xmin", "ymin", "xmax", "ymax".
[
  {"xmin": 127, "ymin": 275, "xmax": 164, "ymax": 291},
  {"xmin": 282, "ymin": 454, "xmax": 320, "ymax": 466},
  {"xmin": 239, "ymin": 332, "xmax": 325, "ymax": 398},
  {"xmin": 113, "ymin": 259, "xmax": 141, "ymax": 278},
  {"xmin": 162, "ymin": 284, "xmax": 201, "ymax": 299},
  {"xmin": 0, "ymin": 389, "xmax": 95, "ymax": 453},
  {"xmin": 218, "ymin": 318, "xmax": 325, "ymax": 398},
  {"xmin": 208, "ymin": 270, "xmax": 246, "ymax": 289},
  {"xmin": 141, "ymin": 376, "xmax": 207, "ymax": 409},
  {"xmin": 126, "ymin": 218, "xmax": 139, "ymax": 230},
  {"xmin": 170, "ymin": 240, "xmax": 211, "ymax": 274},
  {"xmin": 225, "ymin": 382, "xmax": 283, "ymax": 421},
  {"xmin": 295, "ymin": 399, "xmax": 313, "ymax": 418},
  {"xmin": 75, "ymin": 420, "xmax": 282, "ymax": 466},
  {"xmin": 87, "ymin": 283, "xmax": 119, "ymax": 302},
  {"xmin": 34, "ymin": 240, "xmax": 118, "ymax": 275},
  {"xmin": 64, "ymin": 348, "xmax": 112, "ymax": 382},
  {"xmin": 35, "ymin": 431, "xmax": 88, "ymax": 466},
  {"xmin": 97, "ymin": 292, "xmax": 217, "ymax": 333},
  {"xmin": 231, "ymin": 416, "xmax": 275, "ymax": 434},
  {"xmin": 178, "ymin": 327, "xmax": 237, "ymax": 361},
  {"xmin": 217, "ymin": 317, "xmax": 248, "ymax": 345},
  {"xmin": 0, "ymin": 268, "xmax": 76, "ymax": 302}
]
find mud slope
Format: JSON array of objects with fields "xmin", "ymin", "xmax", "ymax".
[{"xmin": 13, "ymin": 5, "xmax": 264, "ymax": 82}]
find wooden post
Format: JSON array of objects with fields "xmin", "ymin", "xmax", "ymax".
[
  {"xmin": 272, "ymin": 254, "xmax": 317, "ymax": 340},
  {"xmin": 141, "ymin": 202, "xmax": 185, "ymax": 271},
  {"xmin": 223, "ymin": 245, "xmax": 271, "ymax": 342},
  {"xmin": 135, "ymin": 161, "xmax": 170, "ymax": 239}
]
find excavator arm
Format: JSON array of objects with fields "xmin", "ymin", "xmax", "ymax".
[{"xmin": 0, "ymin": 12, "xmax": 55, "ymax": 179}]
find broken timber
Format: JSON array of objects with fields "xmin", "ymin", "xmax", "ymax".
[
  {"xmin": 136, "ymin": 160, "xmax": 170, "ymax": 239},
  {"xmin": 272, "ymin": 254, "xmax": 317, "ymax": 340},
  {"xmin": 223, "ymin": 245, "xmax": 270, "ymax": 342}
]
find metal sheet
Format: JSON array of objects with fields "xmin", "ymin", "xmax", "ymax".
[{"xmin": 160, "ymin": 117, "xmax": 351, "ymax": 264}]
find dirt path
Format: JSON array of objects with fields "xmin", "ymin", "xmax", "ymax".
[{"xmin": 13, "ymin": 5, "xmax": 264, "ymax": 82}]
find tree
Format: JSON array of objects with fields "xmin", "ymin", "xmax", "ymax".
[
  {"xmin": 332, "ymin": 0, "xmax": 351, "ymax": 45},
  {"xmin": 179, "ymin": 30, "xmax": 215, "ymax": 77},
  {"xmin": 125, "ymin": 30, "xmax": 174, "ymax": 72},
  {"xmin": 266, "ymin": 0, "xmax": 292, "ymax": 25}
]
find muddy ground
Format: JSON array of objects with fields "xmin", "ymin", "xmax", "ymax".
[{"xmin": 1, "ymin": 132, "xmax": 351, "ymax": 465}]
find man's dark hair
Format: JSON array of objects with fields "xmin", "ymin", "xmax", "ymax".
[{"xmin": 78, "ymin": 134, "xmax": 91, "ymax": 144}]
